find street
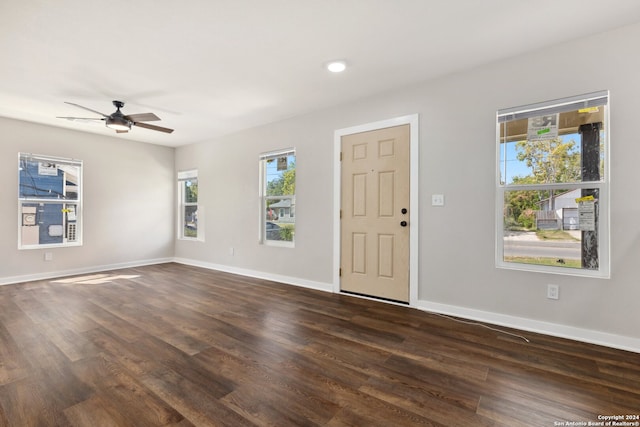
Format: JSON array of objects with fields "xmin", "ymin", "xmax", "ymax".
[
  {"xmin": 503, "ymin": 231, "xmax": 582, "ymax": 260},
  {"xmin": 503, "ymin": 239, "xmax": 581, "ymax": 260}
]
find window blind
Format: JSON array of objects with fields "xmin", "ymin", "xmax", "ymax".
[{"xmin": 498, "ymin": 90, "xmax": 608, "ymax": 123}]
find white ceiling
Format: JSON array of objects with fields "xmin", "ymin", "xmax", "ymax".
[{"xmin": 2, "ymin": 1, "xmax": 640, "ymax": 147}]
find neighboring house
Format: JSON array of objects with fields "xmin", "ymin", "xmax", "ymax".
[
  {"xmin": 269, "ymin": 198, "xmax": 295, "ymax": 223},
  {"xmin": 537, "ymin": 189, "xmax": 580, "ymax": 230}
]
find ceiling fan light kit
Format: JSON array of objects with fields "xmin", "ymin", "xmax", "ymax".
[
  {"xmin": 105, "ymin": 117, "xmax": 131, "ymax": 132},
  {"xmin": 58, "ymin": 100, "xmax": 174, "ymax": 134}
]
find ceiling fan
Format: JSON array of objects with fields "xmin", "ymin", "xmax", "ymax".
[{"xmin": 57, "ymin": 100, "xmax": 174, "ymax": 134}]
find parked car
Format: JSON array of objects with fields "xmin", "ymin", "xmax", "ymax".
[{"xmin": 265, "ymin": 221, "xmax": 281, "ymax": 240}]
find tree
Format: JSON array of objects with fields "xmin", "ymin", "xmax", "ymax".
[
  {"xmin": 266, "ymin": 161, "xmax": 295, "ymax": 196},
  {"xmin": 185, "ymin": 181, "xmax": 198, "ymax": 202},
  {"xmin": 515, "ymin": 136, "xmax": 580, "ymax": 210},
  {"xmin": 503, "ymin": 175, "xmax": 540, "ymax": 229},
  {"xmin": 504, "ymin": 177, "xmax": 540, "ymax": 225},
  {"xmin": 515, "ymin": 137, "xmax": 580, "ymax": 184},
  {"xmin": 281, "ymin": 164, "xmax": 295, "ymax": 195}
]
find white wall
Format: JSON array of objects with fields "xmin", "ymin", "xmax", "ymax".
[
  {"xmin": 175, "ymin": 22, "xmax": 640, "ymax": 351},
  {"xmin": 0, "ymin": 118, "xmax": 175, "ymax": 283},
  {"xmin": 174, "ymin": 116, "xmax": 337, "ymax": 289}
]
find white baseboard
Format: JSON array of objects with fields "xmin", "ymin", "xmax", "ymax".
[
  {"xmin": 0, "ymin": 258, "xmax": 173, "ymax": 286},
  {"xmin": 416, "ymin": 300, "xmax": 640, "ymax": 354},
  {"xmin": 173, "ymin": 257, "xmax": 333, "ymax": 293}
]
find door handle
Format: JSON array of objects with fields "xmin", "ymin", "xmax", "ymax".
[{"xmin": 400, "ymin": 220, "xmax": 408, "ymax": 227}]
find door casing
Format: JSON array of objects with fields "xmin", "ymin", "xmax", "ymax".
[{"xmin": 333, "ymin": 114, "xmax": 419, "ymax": 306}]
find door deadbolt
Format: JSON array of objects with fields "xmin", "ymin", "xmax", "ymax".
[{"xmin": 401, "ymin": 208, "xmax": 408, "ymax": 214}]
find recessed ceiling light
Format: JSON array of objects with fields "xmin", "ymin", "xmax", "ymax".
[{"xmin": 327, "ymin": 61, "xmax": 347, "ymax": 73}]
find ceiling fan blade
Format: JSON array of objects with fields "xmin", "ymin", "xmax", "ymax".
[
  {"xmin": 57, "ymin": 116, "xmax": 105, "ymax": 122},
  {"xmin": 64, "ymin": 102, "xmax": 109, "ymax": 118},
  {"xmin": 133, "ymin": 122, "xmax": 174, "ymax": 133},
  {"xmin": 124, "ymin": 112, "xmax": 160, "ymax": 122}
]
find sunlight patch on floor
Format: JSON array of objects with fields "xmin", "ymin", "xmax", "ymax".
[{"xmin": 52, "ymin": 274, "xmax": 140, "ymax": 285}]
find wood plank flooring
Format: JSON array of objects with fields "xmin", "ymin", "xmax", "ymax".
[{"xmin": 0, "ymin": 262, "xmax": 638, "ymax": 426}]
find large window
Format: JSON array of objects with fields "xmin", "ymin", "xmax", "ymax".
[
  {"xmin": 496, "ymin": 91, "xmax": 609, "ymax": 277},
  {"xmin": 18, "ymin": 153, "xmax": 82, "ymax": 249},
  {"xmin": 177, "ymin": 170, "xmax": 199, "ymax": 240},
  {"xmin": 260, "ymin": 149, "xmax": 295, "ymax": 246}
]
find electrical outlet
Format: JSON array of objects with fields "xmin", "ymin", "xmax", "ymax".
[
  {"xmin": 229, "ymin": 247, "xmax": 234, "ymax": 256},
  {"xmin": 44, "ymin": 252, "xmax": 53, "ymax": 261},
  {"xmin": 547, "ymin": 284, "xmax": 559, "ymax": 300}
]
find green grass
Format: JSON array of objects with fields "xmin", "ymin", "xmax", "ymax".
[
  {"xmin": 279, "ymin": 224, "xmax": 295, "ymax": 241},
  {"xmin": 183, "ymin": 227, "xmax": 197, "ymax": 238},
  {"xmin": 504, "ymin": 256, "xmax": 581, "ymax": 268},
  {"xmin": 535, "ymin": 229, "xmax": 579, "ymax": 241}
]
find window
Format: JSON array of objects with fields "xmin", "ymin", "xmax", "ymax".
[
  {"xmin": 496, "ymin": 91, "xmax": 609, "ymax": 277},
  {"xmin": 178, "ymin": 170, "xmax": 199, "ymax": 240},
  {"xmin": 260, "ymin": 149, "xmax": 295, "ymax": 246},
  {"xmin": 18, "ymin": 153, "xmax": 82, "ymax": 249}
]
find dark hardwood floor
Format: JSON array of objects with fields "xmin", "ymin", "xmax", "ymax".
[{"xmin": 0, "ymin": 263, "xmax": 638, "ymax": 426}]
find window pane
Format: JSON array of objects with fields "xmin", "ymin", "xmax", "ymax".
[
  {"xmin": 20, "ymin": 202, "xmax": 73, "ymax": 246},
  {"xmin": 265, "ymin": 155, "xmax": 295, "ymax": 196},
  {"xmin": 499, "ymin": 107, "xmax": 606, "ymax": 186},
  {"xmin": 183, "ymin": 205, "xmax": 198, "ymax": 238},
  {"xmin": 264, "ymin": 219, "xmax": 282, "ymax": 241},
  {"xmin": 502, "ymin": 188, "xmax": 600, "ymax": 269},
  {"xmin": 265, "ymin": 197, "xmax": 295, "ymax": 242},
  {"xmin": 264, "ymin": 219, "xmax": 295, "ymax": 242},
  {"xmin": 177, "ymin": 170, "xmax": 199, "ymax": 240},
  {"xmin": 19, "ymin": 157, "xmax": 80, "ymax": 200},
  {"xmin": 261, "ymin": 150, "xmax": 295, "ymax": 246},
  {"xmin": 184, "ymin": 180, "xmax": 198, "ymax": 203}
]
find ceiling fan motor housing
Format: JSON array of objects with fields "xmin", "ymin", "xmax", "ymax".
[{"xmin": 106, "ymin": 102, "xmax": 131, "ymax": 130}]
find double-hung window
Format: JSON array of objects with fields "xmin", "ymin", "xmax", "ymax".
[
  {"xmin": 18, "ymin": 153, "xmax": 82, "ymax": 249},
  {"xmin": 259, "ymin": 149, "xmax": 296, "ymax": 246},
  {"xmin": 496, "ymin": 91, "xmax": 609, "ymax": 277},
  {"xmin": 178, "ymin": 170, "xmax": 199, "ymax": 240}
]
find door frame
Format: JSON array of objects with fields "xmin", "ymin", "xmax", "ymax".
[{"xmin": 333, "ymin": 114, "xmax": 419, "ymax": 306}]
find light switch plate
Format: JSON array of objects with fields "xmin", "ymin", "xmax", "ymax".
[{"xmin": 431, "ymin": 194, "xmax": 444, "ymax": 206}]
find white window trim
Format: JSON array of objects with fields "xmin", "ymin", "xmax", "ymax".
[
  {"xmin": 259, "ymin": 148, "xmax": 295, "ymax": 247},
  {"xmin": 495, "ymin": 91, "xmax": 610, "ymax": 278},
  {"xmin": 18, "ymin": 153, "xmax": 83, "ymax": 249},
  {"xmin": 177, "ymin": 169, "xmax": 203, "ymax": 241}
]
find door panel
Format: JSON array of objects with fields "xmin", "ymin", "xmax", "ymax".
[
  {"xmin": 378, "ymin": 234, "xmax": 394, "ymax": 277},
  {"xmin": 352, "ymin": 174, "xmax": 367, "ymax": 216},
  {"xmin": 340, "ymin": 124, "xmax": 410, "ymax": 302},
  {"xmin": 379, "ymin": 171, "xmax": 395, "ymax": 217},
  {"xmin": 352, "ymin": 233, "xmax": 367, "ymax": 274}
]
